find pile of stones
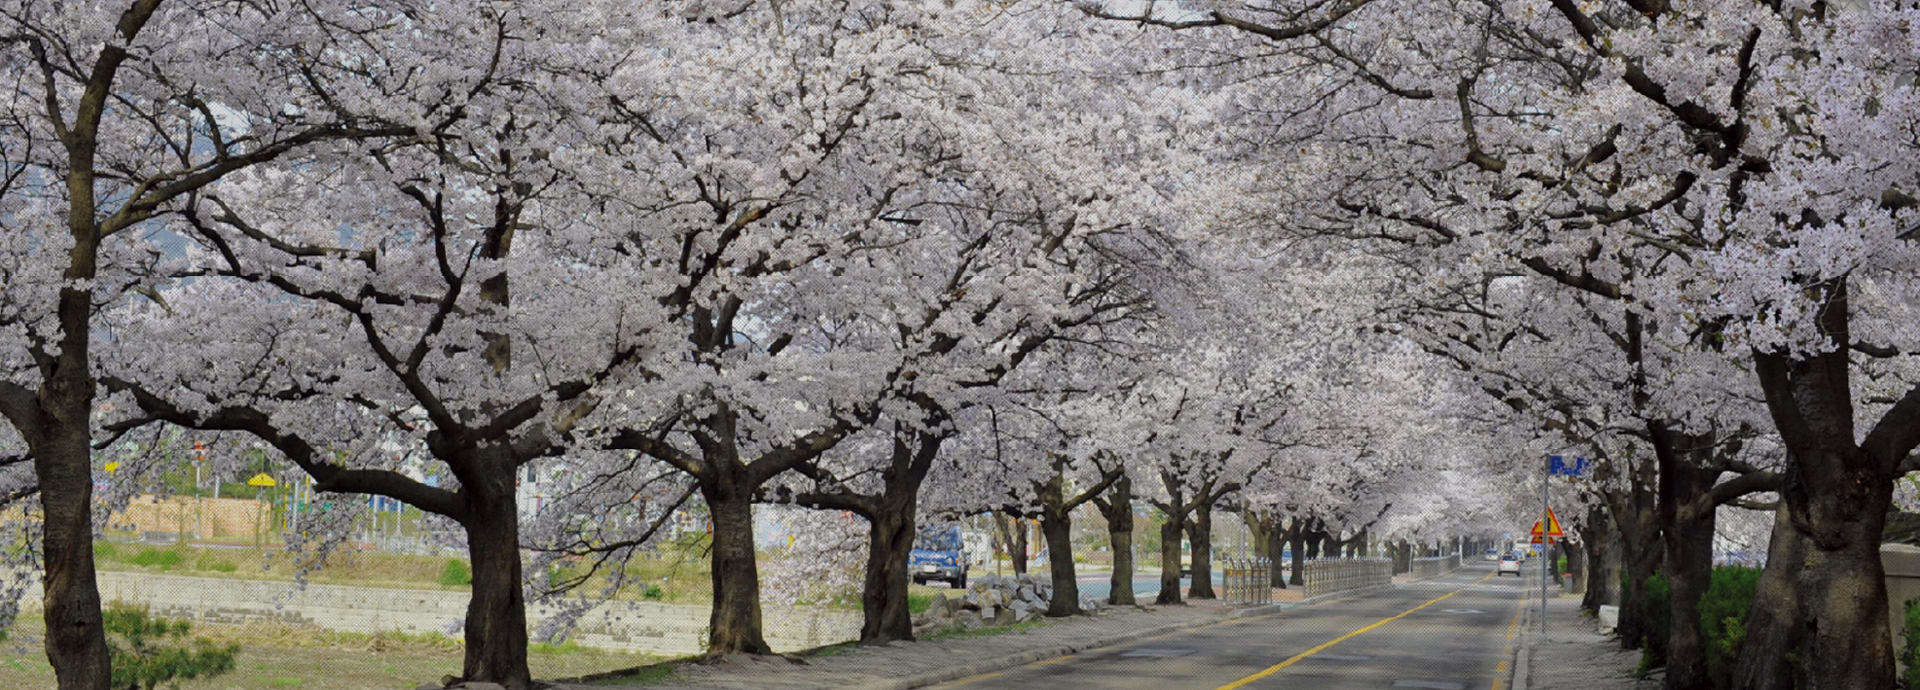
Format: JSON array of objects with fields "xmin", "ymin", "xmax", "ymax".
[{"xmin": 911, "ymin": 573, "xmax": 1105, "ymax": 637}]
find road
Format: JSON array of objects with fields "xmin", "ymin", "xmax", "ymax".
[{"xmin": 926, "ymin": 563, "xmax": 1528, "ymax": 690}]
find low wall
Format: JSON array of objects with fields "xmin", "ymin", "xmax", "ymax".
[
  {"xmin": 20, "ymin": 571, "xmax": 859, "ymax": 655},
  {"xmin": 1302, "ymin": 558, "xmax": 1392, "ymax": 598},
  {"xmin": 1409, "ymin": 554, "xmax": 1462, "ymax": 579}
]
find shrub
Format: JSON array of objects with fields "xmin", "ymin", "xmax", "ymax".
[
  {"xmin": 438, "ymin": 559, "xmax": 472, "ymax": 587},
  {"xmin": 103, "ymin": 604, "xmax": 239, "ymax": 690},
  {"xmin": 1638, "ymin": 566, "xmax": 1764, "ymax": 690},
  {"xmin": 641, "ymin": 584, "xmax": 665, "ymax": 600}
]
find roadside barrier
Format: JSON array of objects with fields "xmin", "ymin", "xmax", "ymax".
[
  {"xmin": 1222, "ymin": 558, "xmax": 1273, "ymax": 607},
  {"xmin": 1409, "ymin": 553, "xmax": 1462, "ymax": 579},
  {"xmin": 1302, "ymin": 557, "xmax": 1392, "ymax": 598}
]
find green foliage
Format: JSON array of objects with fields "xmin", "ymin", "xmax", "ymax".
[
  {"xmin": 1700, "ymin": 566, "xmax": 1762, "ymax": 690},
  {"xmin": 1901, "ymin": 598, "xmax": 1920, "ymax": 689},
  {"xmin": 1641, "ymin": 573, "xmax": 1672, "ymax": 668},
  {"xmin": 103, "ymin": 604, "xmax": 239, "ymax": 690},
  {"xmin": 908, "ymin": 593, "xmax": 935, "ymax": 615},
  {"xmin": 438, "ymin": 559, "xmax": 472, "ymax": 587},
  {"xmin": 127, "ymin": 548, "xmax": 185, "ymax": 570},
  {"xmin": 1637, "ymin": 566, "xmax": 1764, "ymax": 690},
  {"xmin": 641, "ymin": 584, "xmax": 665, "ymax": 600},
  {"xmin": 94, "ymin": 542, "xmax": 119, "ymax": 560}
]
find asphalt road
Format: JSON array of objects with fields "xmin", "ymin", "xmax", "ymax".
[{"xmin": 925, "ymin": 563, "xmax": 1528, "ymax": 690}]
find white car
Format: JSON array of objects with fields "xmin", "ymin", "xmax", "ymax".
[
  {"xmin": 1497, "ymin": 553, "xmax": 1523, "ymax": 576},
  {"xmin": 1483, "ymin": 549, "xmax": 1501, "ymax": 561}
]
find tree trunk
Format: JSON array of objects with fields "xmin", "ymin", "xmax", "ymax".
[
  {"xmin": 1041, "ymin": 501, "xmax": 1080, "ymax": 616},
  {"xmin": 1186, "ymin": 500, "xmax": 1216, "ymax": 600},
  {"xmin": 461, "ymin": 471, "xmax": 531, "ymax": 689},
  {"xmin": 1157, "ymin": 510, "xmax": 1186, "ymax": 605},
  {"xmin": 1732, "ymin": 502, "xmax": 1807, "ymax": 690},
  {"xmin": 1289, "ymin": 527, "xmax": 1307, "ymax": 586},
  {"xmin": 1583, "ymin": 505, "xmax": 1621, "ymax": 611},
  {"xmin": 1009, "ymin": 517, "xmax": 1029, "ymax": 576},
  {"xmin": 1567, "ymin": 537, "xmax": 1587, "ymax": 596},
  {"xmin": 1648, "ymin": 425, "xmax": 1723, "ymax": 690},
  {"xmin": 1618, "ymin": 526, "xmax": 1664, "ymax": 653},
  {"xmin": 30, "ymin": 420, "xmax": 112, "ymax": 690},
  {"xmin": 1269, "ymin": 519, "xmax": 1289, "ymax": 588},
  {"xmin": 704, "ymin": 484, "xmax": 772, "ymax": 656},
  {"xmin": 859, "ymin": 504, "xmax": 916, "ymax": 643},
  {"xmin": 1749, "ymin": 280, "xmax": 1903, "ymax": 690},
  {"xmin": 1098, "ymin": 476, "xmax": 1136, "ymax": 606}
]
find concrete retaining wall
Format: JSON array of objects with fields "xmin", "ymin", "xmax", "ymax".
[{"xmin": 20, "ymin": 571, "xmax": 859, "ymax": 655}]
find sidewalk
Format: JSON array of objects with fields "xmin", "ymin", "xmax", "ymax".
[
  {"xmin": 1517, "ymin": 594, "xmax": 1658, "ymax": 690},
  {"xmin": 546, "ymin": 604, "xmax": 1233, "ymax": 690}
]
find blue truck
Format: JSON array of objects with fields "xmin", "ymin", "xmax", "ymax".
[{"xmin": 910, "ymin": 525, "xmax": 969, "ymax": 588}]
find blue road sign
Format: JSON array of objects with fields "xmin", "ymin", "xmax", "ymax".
[{"xmin": 1549, "ymin": 455, "xmax": 1590, "ymax": 477}]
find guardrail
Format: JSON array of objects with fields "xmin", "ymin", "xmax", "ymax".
[
  {"xmin": 1410, "ymin": 553, "xmax": 1461, "ymax": 579},
  {"xmin": 1221, "ymin": 558, "xmax": 1273, "ymax": 607},
  {"xmin": 1303, "ymin": 557, "xmax": 1392, "ymax": 598}
]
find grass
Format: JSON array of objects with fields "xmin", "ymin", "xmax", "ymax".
[
  {"xmin": 922, "ymin": 619, "xmax": 1049, "ymax": 642},
  {"xmin": 564, "ymin": 659, "xmax": 683, "ymax": 686},
  {"xmin": 0, "ymin": 615, "xmax": 665, "ymax": 690}
]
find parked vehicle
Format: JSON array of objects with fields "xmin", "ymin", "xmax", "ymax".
[{"xmin": 911, "ymin": 525, "xmax": 969, "ymax": 588}]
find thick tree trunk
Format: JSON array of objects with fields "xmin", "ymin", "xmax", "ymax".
[
  {"xmin": 1655, "ymin": 437, "xmax": 1723, "ymax": 690},
  {"xmin": 1618, "ymin": 523, "xmax": 1665, "ymax": 653},
  {"xmin": 1750, "ymin": 280, "xmax": 1902, "ymax": 690},
  {"xmin": 1157, "ymin": 511, "xmax": 1185, "ymax": 605},
  {"xmin": 461, "ymin": 474, "xmax": 531, "ymax": 689},
  {"xmin": 704, "ymin": 485, "xmax": 773, "ymax": 656},
  {"xmin": 860, "ymin": 505, "xmax": 917, "ymax": 643},
  {"xmin": 1009, "ymin": 517, "xmax": 1029, "ymax": 576},
  {"xmin": 1567, "ymin": 537, "xmax": 1586, "ymax": 595},
  {"xmin": 31, "ymin": 420, "xmax": 112, "ymax": 690},
  {"xmin": 1098, "ymin": 476, "xmax": 1136, "ymax": 606},
  {"xmin": 1041, "ymin": 503, "xmax": 1080, "ymax": 616},
  {"xmin": 1732, "ymin": 502, "xmax": 1807, "ymax": 690},
  {"xmin": 1186, "ymin": 501, "xmax": 1216, "ymax": 600}
]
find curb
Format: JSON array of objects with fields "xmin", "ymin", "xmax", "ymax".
[{"xmin": 1513, "ymin": 635, "xmax": 1532, "ymax": 690}]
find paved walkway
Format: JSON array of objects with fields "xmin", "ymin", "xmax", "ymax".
[
  {"xmin": 547, "ymin": 604, "xmax": 1231, "ymax": 690},
  {"xmin": 1518, "ymin": 594, "xmax": 1659, "ymax": 690}
]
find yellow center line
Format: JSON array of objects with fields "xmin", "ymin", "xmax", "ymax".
[
  {"xmin": 1491, "ymin": 577, "xmax": 1528, "ymax": 690},
  {"xmin": 1212, "ymin": 570, "xmax": 1497, "ymax": 690}
]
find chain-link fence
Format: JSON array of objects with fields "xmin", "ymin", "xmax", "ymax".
[
  {"xmin": 1221, "ymin": 558, "xmax": 1273, "ymax": 608},
  {"xmin": 1302, "ymin": 558, "xmax": 1392, "ymax": 598}
]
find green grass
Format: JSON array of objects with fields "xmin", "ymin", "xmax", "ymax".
[
  {"xmin": 438, "ymin": 559, "xmax": 472, "ymax": 587},
  {"xmin": 800, "ymin": 642, "xmax": 858, "ymax": 659},
  {"xmin": 568, "ymin": 660, "xmax": 682, "ymax": 686},
  {"xmin": 908, "ymin": 593, "xmax": 936, "ymax": 615}
]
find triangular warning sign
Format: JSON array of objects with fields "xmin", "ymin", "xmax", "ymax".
[
  {"xmin": 246, "ymin": 473, "xmax": 277, "ymax": 487},
  {"xmin": 1528, "ymin": 507, "xmax": 1565, "ymax": 539}
]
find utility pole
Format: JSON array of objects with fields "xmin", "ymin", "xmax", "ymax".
[{"xmin": 1541, "ymin": 453, "xmax": 1550, "ymax": 639}]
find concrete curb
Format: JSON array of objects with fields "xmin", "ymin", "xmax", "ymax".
[{"xmin": 1512, "ymin": 635, "xmax": 1533, "ymax": 690}]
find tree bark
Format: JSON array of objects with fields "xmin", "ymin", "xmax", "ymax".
[
  {"xmin": 460, "ymin": 461, "xmax": 530, "ymax": 689},
  {"xmin": 1732, "ymin": 501, "xmax": 1807, "ymax": 690},
  {"xmin": 1040, "ymin": 501, "xmax": 1080, "ymax": 616},
  {"xmin": 1186, "ymin": 499, "xmax": 1216, "ymax": 600},
  {"xmin": 1583, "ymin": 504, "xmax": 1621, "ymax": 611},
  {"xmin": 1269, "ymin": 519, "xmax": 1290, "ymax": 588},
  {"xmin": 704, "ymin": 483, "xmax": 773, "ymax": 656},
  {"xmin": 29, "ymin": 419, "xmax": 111, "ymax": 690},
  {"xmin": 1157, "ymin": 511, "xmax": 1185, "ymax": 605},
  {"xmin": 1096, "ymin": 475, "xmax": 1136, "ymax": 606},
  {"xmin": 1652, "ymin": 426, "xmax": 1723, "ymax": 690},
  {"xmin": 860, "ymin": 506, "xmax": 916, "ymax": 642},
  {"xmin": 1288, "ymin": 526, "xmax": 1307, "ymax": 586}
]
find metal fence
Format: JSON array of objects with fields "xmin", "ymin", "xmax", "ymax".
[
  {"xmin": 1221, "ymin": 558, "xmax": 1273, "ymax": 608},
  {"xmin": 1302, "ymin": 557, "xmax": 1393, "ymax": 598}
]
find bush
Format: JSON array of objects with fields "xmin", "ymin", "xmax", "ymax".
[
  {"xmin": 1638, "ymin": 566, "xmax": 1763, "ymax": 690},
  {"xmin": 104, "ymin": 604, "xmax": 239, "ymax": 690},
  {"xmin": 641, "ymin": 584, "xmax": 665, "ymax": 600},
  {"xmin": 1902, "ymin": 598, "xmax": 1920, "ymax": 690},
  {"xmin": 438, "ymin": 559, "xmax": 472, "ymax": 587}
]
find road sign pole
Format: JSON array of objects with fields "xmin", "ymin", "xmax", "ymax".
[{"xmin": 1542, "ymin": 453, "xmax": 1549, "ymax": 640}]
